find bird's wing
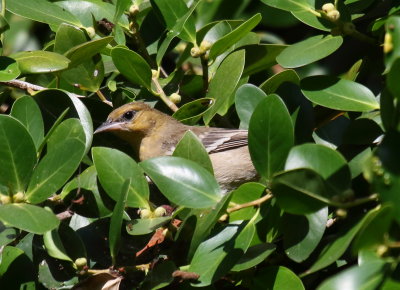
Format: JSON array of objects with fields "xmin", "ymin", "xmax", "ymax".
[{"xmin": 195, "ymin": 128, "xmax": 248, "ymax": 153}]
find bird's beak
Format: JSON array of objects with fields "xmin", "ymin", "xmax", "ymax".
[{"xmin": 94, "ymin": 121, "xmax": 124, "ymax": 134}]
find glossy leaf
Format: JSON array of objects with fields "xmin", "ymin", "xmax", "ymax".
[
  {"xmin": 252, "ymin": 266, "xmax": 305, "ymax": 290},
  {"xmin": 64, "ymin": 36, "xmax": 113, "ymax": 69},
  {"xmin": 114, "ymin": 0, "xmax": 131, "ymax": 23},
  {"xmin": 7, "ymin": 0, "xmax": 81, "ymax": 28},
  {"xmin": 209, "ymin": 13, "xmax": 261, "ymax": 60},
  {"xmin": 0, "ymin": 56, "xmax": 20, "ymax": 81},
  {"xmin": 282, "ymin": 207, "xmax": 328, "ymax": 262},
  {"xmin": 260, "ymin": 0, "xmax": 312, "ymax": 12},
  {"xmin": 172, "ymin": 98, "xmax": 214, "ymax": 125},
  {"xmin": 387, "ymin": 57, "xmax": 400, "ymax": 99},
  {"xmin": 277, "ymin": 35, "xmax": 343, "ymax": 68},
  {"xmin": 260, "ymin": 69, "xmax": 300, "ymax": 94},
  {"xmin": 229, "ymin": 182, "xmax": 265, "ymax": 221},
  {"xmin": 0, "ymin": 204, "xmax": 59, "ymax": 234},
  {"xmin": 153, "ymin": 0, "xmax": 196, "ymax": 43},
  {"xmin": 126, "ymin": 216, "xmax": 172, "ymax": 235},
  {"xmin": 301, "ymin": 75, "xmax": 379, "ymax": 112},
  {"xmin": 11, "ymin": 51, "xmax": 70, "ymax": 74},
  {"xmin": 43, "ymin": 229, "xmax": 73, "ymax": 262},
  {"xmin": 306, "ymin": 206, "xmax": 385, "ymax": 274},
  {"xmin": 248, "ymin": 94, "xmax": 294, "ymax": 180},
  {"xmin": 203, "ymin": 50, "xmax": 245, "ymax": 124},
  {"xmin": 10, "ymin": 96, "xmax": 44, "ymax": 150},
  {"xmin": 317, "ymin": 261, "xmax": 388, "ymax": 290},
  {"xmin": 189, "ymin": 221, "xmax": 249, "ymax": 287},
  {"xmin": 243, "ymin": 44, "xmax": 286, "ymax": 76},
  {"xmin": 140, "ymin": 156, "xmax": 222, "ymax": 208},
  {"xmin": 235, "ymin": 84, "xmax": 268, "ymax": 129},
  {"xmin": 384, "ymin": 16, "xmax": 400, "ymax": 72},
  {"xmin": 173, "ymin": 131, "xmax": 214, "ymax": 174},
  {"xmin": 272, "ymin": 169, "xmax": 331, "ymax": 215},
  {"xmin": 111, "ymin": 47, "xmax": 152, "ymax": 90},
  {"xmin": 231, "ymin": 243, "xmax": 276, "ymax": 271},
  {"xmin": 26, "ymin": 119, "xmax": 86, "ymax": 204},
  {"xmin": 92, "ymin": 147, "xmax": 149, "ymax": 209},
  {"xmin": 285, "ymin": 144, "xmax": 351, "ymax": 193},
  {"xmin": 0, "ymin": 115, "xmax": 36, "ymax": 193},
  {"xmin": 109, "ymin": 179, "xmax": 130, "ymax": 265}
]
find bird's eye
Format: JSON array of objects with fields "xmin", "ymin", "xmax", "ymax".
[{"xmin": 123, "ymin": 110, "xmax": 135, "ymax": 120}]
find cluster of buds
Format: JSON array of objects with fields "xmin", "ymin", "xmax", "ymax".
[
  {"xmin": 190, "ymin": 40, "xmax": 212, "ymax": 59},
  {"xmin": 0, "ymin": 192, "xmax": 25, "ymax": 204},
  {"xmin": 322, "ymin": 3, "xmax": 340, "ymax": 22},
  {"xmin": 139, "ymin": 206, "xmax": 167, "ymax": 219}
]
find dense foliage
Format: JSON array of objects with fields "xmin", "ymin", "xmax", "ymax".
[{"xmin": 0, "ymin": 0, "xmax": 399, "ymax": 289}]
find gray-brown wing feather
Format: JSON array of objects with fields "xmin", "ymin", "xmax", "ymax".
[{"xmin": 195, "ymin": 128, "xmax": 248, "ymax": 153}]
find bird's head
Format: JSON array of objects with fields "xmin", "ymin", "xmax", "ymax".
[{"xmin": 95, "ymin": 102, "xmax": 161, "ymax": 135}]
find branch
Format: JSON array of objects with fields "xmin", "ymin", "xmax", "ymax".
[
  {"xmin": 152, "ymin": 76, "xmax": 179, "ymax": 112},
  {"xmin": 227, "ymin": 191, "xmax": 273, "ymax": 214}
]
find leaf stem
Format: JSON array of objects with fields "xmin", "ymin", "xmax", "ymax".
[
  {"xmin": 96, "ymin": 89, "xmax": 112, "ymax": 106},
  {"xmin": 227, "ymin": 191, "xmax": 273, "ymax": 214},
  {"xmin": 200, "ymin": 55, "xmax": 209, "ymax": 94},
  {"xmin": 151, "ymin": 76, "xmax": 179, "ymax": 112}
]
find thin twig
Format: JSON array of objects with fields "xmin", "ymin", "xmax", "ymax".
[
  {"xmin": 152, "ymin": 76, "xmax": 179, "ymax": 112},
  {"xmin": 227, "ymin": 192, "xmax": 273, "ymax": 214},
  {"xmin": 200, "ymin": 55, "xmax": 209, "ymax": 94}
]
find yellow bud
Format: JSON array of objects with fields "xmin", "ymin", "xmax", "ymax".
[
  {"xmin": 336, "ymin": 208, "xmax": 347, "ymax": 218},
  {"xmin": 190, "ymin": 47, "xmax": 201, "ymax": 58},
  {"xmin": 85, "ymin": 27, "xmax": 96, "ymax": 39},
  {"xmin": 322, "ymin": 3, "xmax": 335, "ymax": 13},
  {"xmin": 74, "ymin": 257, "xmax": 87, "ymax": 269},
  {"xmin": 199, "ymin": 40, "xmax": 212, "ymax": 53},
  {"xmin": 129, "ymin": 4, "xmax": 140, "ymax": 17},
  {"xmin": 169, "ymin": 93, "xmax": 181, "ymax": 104},
  {"xmin": 154, "ymin": 206, "xmax": 167, "ymax": 217},
  {"xmin": 384, "ymin": 33, "xmax": 393, "ymax": 54},
  {"xmin": 0, "ymin": 195, "xmax": 11, "ymax": 204},
  {"xmin": 151, "ymin": 69, "xmax": 159, "ymax": 79},
  {"xmin": 140, "ymin": 209, "xmax": 153, "ymax": 219},
  {"xmin": 327, "ymin": 10, "xmax": 340, "ymax": 21},
  {"xmin": 13, "ymin": 192, "xmax": 25, "ymax": 203}
]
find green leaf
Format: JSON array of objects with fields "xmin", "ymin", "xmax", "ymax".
[
  {"xmin": 282, "ymin": 207, "xmax": 328, "ymax": 262},
  {"xmin": 277, "ymin": 35, "xmax": 343, "ymax": 68},
  {"xmin": 272, "ymin": 168, "xmax": 331, "ymax": 215},
  {"xmin": 126, "ymin": 216, "xmax": 172, "ymax": 235},
  {"xmin": 140, "ymin": 156, "xmax": 222, "ymax": 208},
  {"xmin": 0, "ymin": 204, "xmax": 59, "ymax": 234},
  {"xmin": 92, "ymin": 147, "xmax": 149, "ymax": 209},
  {"xmin": 173, "ymin": 131, "xmax": 214, "ymax": 174},
  {"xmin": 114, "ymin": 0, "xmax": 132, "ymax": 23},
  {"xmin": 301, "ymin": 75, "xmax": 379, "ymax": 112},
  {"xmin": 156, "ymin": 0, "xmax": 200, "ymax": 65},
  {"xmin": 10, "ymin": 96, "xmax": 44, "ymax": 150},
  {"xmin": 384, "ymin": 16, "xmax": 400, "ymax": 72},
  {"xmin": 111, "ymin": 47, "xmax": 152, "ymax": 90},
  {"xmin": 153, "ymin": 0, "xmax": 196, "ymax": 43},
  {"xmin": 7, "ymin": 0, "xmax": 81, "ymax": 28},
  {"xmin": 260, "ymin": 69, "xmax": 300, "ymax": 94},
  {"xmin": 189, "ymin": 221, "xmax": 249, "ymax": 287},
  {"xmin": 231, "ymin": 243, "xmax": 276, "ymax": 271},
  {"xmin": 203, "ymin": 50, "xmax": 245, "ymax": 124},
  {"xmin": 317, "ymin": 261, "xmax": 388, "ymax": 290},
  {"xmin": 43, "ymin": 229, "xmax": 72, "ymax": 262},
  {"xmin": 26, "ymin": 119, "xmax": 86, "ymax": 204},
  {"xmin": 64, "ymin": 36, "xmax": 113, "ymax": 69},
  {"xmin": 0, "ymin": 56, "xmax": 20, "ymax": 81},
  {"xmin": 109, "ymin": 179, "xmax": 130, "ymax": 265},
  {"xmin": 387, "ymin": 58, "xmax": 400, "ymax": 99},
  {"xmin": 0, "ymin": 115, "xmax": 36, "ymax": 193},
  {"xmin": 229, "ymin": 182, "xmax": 265, "ymax": 222},
  {"xmin": 248, "ymin": 94, "xmax": 294, "ymax": 180},
  {"xmin": 235, "ymin": 84, "xmax": 268, "ymax": 130},
  {"xmin": 11, "ymin": 51, "xmax": 70, "ymax": 74},
  {"xmin": 172, "ymin": 98, "xmax": 214, "ymax": 125},
  {"xmin": 260, "ymin": 0, "xmax": 312, "ymax": 12},
  {"xmin": 285, "ymin": 144, "xmax": 351, "ymax": 193},
  {"xmin": 208, "ymin": 14, "xmax": 261, "ymax": 60},
  {"xmin": 252, "ymin": 266, "xmax": 305, "ymax": 290},
  {"xmin": 306, "ymin": 206, "xmax": 385, "ymax": 274}
]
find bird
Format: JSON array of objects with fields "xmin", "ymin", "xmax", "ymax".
[{"xmin": 94, "ymin": 102, "xmax": 258, "ymax": 192}]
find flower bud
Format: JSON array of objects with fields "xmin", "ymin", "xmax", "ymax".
[
  {"xmin": 199, "ymin": 40, "xmax": 212, "ymax": 53},
  {"xmin": 13, "ymin": 192, "xmax": 25, "ymax": 203},
  {"xmin": 74, "ymin": 257, "xmax": 87, "ymax": 269},
  {"xmin": 140, "ymin": 209, "xmax": 152, "ymax": 219},
  {"xmin": 85, "ymin": 27, "xmax": 96, "ymax": 39},
  {"xmin": 151, "ymin": 69, "xmax": 159, "ymax": 79},
  {"xmin": 190, "ymin": 47, "xmax": 201, "ymax": 58},
  {"xmin": 129, "ymin": 4, "xmax": 140, "ymax": 17},
  {"xmin": 322, "ymin": 3, "xmax": 335, "ymax": 13},
  {"xmin": 384, "ymin": 33, "xmax": 393, "ymax": 54},
  {"xmin": 0, "ymin": 195, "xmax": 11, "ymax": 204},
  {"xmin": 154, "ymin": 206, "xmax": 167, "ymax": 217},
  {"xmin": 327, "ymin": 10, "xmax": 340, "ymax": 21},
  {"xmin": 169, "ymin": 93, "xmax": 181, "ymax": 104}
]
